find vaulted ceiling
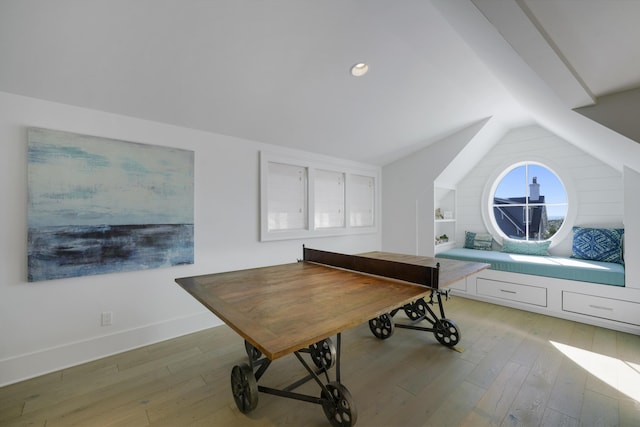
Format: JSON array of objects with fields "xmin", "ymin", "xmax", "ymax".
[{"xmin": 1, "ymin": 0, "xmax": 639, "ymax": 167}]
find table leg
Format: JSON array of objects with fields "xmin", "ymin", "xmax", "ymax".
[
  {"xmin": 367, "ymin": 289, "xmax": 461, "ymax": 348},
  {"xmin": 233, "ymin": 334, "xmax": 358, "ymax": 426}
]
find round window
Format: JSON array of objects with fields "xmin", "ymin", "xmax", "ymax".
[{"xmin": 490, "ymin": 162, "xmax": 568, "ymax": 241}]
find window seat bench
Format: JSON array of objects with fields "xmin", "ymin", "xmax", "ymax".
[
  {"xmin": 436, "ymin": 248, "xmax": 624, "ymax": 287},
  {"xmin": 434, "ymin": 248, "xmax": 639, "ymax": 334}
]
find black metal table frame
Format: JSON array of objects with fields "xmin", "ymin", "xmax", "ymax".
[
  {"xmin": 226, "ymin": 248, "xmax": 461, "ymax": 426},
  {"xmin": 369, "ymin": 288, "xmax": 461, "ymax": 347},
  {"xmin": 233, "ymin": 333, "xmax": 357, "ymax": 426},
  {"xmin": 231, "ymin": 291, "xmax": 461, "ymax": 427}
]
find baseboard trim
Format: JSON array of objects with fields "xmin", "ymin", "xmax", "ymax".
[{"xmin": 0, "ymin": 311, "xmax": 221, "ymax": 387}]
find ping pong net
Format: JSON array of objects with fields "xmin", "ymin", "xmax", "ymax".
[{"xmin": 302, "ymin": 246, "xmax": 440, "ymax": 290}]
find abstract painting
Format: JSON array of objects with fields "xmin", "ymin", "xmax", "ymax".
[{"xmin": 27, "ymin": 128, "xmax": 194, "ymax": 282}]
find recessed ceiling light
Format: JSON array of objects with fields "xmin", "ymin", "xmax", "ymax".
[{"xmin": 350, "ymin": 63, "xmax": 369, "ymax": 77}]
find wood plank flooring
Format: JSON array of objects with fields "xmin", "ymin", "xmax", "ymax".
[{"xmin": 1, "ymin": 297, "xmax": 639, "ymax": 426}]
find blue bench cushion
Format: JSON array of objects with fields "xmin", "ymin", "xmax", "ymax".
[{"xmin": 437, "ymin": 248, "xmax": 624, "ymax": 287}]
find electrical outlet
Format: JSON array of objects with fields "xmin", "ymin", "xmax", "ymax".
[{"xmin": 101, "ymin": 311, "xmax": 113, "ymax": 326}]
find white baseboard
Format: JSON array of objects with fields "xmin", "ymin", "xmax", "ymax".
[{"xmin": 0, "ymin": 311, "xmax": 221, "ymax": 387}]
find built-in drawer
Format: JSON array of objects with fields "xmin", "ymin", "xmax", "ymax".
[
  {"xmin": 477, "ymin": 278, "xmax": 547, "ymax": 307},
  {"xmin": 562, "ymin": 292, "xmax": 640, "ymax": 326}
]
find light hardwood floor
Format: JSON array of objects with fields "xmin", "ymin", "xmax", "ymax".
[{"xmin": 1, "ymin": 297, "xmax": 639, "ymax": 427}]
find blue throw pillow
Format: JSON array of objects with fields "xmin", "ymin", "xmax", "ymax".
[
  {"xmin": 464, "ymin": 231, "xmax": 477, "ymax": 248},
  {"xmin": 571, "ymin": 227, "xmax": 624, "ymax": 264},
  {"xmin": 464, "ymin": 231, "xmax": 493, "ymax": 250},
  {"xmin": 502, "ymin": 239, "xmax": 550, "ymax": 256}
]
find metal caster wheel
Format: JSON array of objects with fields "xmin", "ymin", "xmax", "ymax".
[
  {"xmin": 245, "ymin": 340, "xmax": 262, "ymax": 361},
  {"xmin": 230, "ymin": 363, "xmax": 258, "ymax": 413},
  {"xmin": 309, "ymin": 338, "xmax": 337, "ymax": 370},
  {"xmin": 403, "ymin": 298, "xmax": 427, "ymax": 321},
  {"xmin": 433, "ymin": 318, "xmax": 460, "ymax": 347},
  {"xmin": 320, "ymin": 382, "xmax": 357, "ymax": 427},
  {"xmin": 368, "ymin": 313, "xmax": 394, "ymax": 339}
]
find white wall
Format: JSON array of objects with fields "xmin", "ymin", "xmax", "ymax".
[
  {"xmin": 456, "ymin": 125, "xmax": 623, "ymax": 256},
  {"xmin": 624, "ymin": 166, "xmax": 640, "ymax": 289},
  {"xmin": 382, "ymin": 120, "xmax": 491, "ymax": 256},
  {"xmin": 0, "ymin": 91, "xmax": 381, "ymax": 386}
]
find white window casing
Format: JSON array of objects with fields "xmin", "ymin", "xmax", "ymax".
[
  {"xmin": 349, "ymin": 174, "xmax": 375, "ymax": 227},
  {"xmin": 266, "ymin": 162, "xmax": 308, "ymax": 232},
  {"xmin": 314, "ymin": 169, "xmax": 346, "ymax": 229},
  {"xmin": 260, "ymin": 152, "xmax": 379, "ymax": 241},
  {"xmin": 481, "ymin": 158, "xmax": 577, "ymax": 248}
]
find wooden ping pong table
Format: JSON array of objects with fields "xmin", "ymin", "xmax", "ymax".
[{"xmin": 175, "ymin": 247, "xmax": 488, "ymax": 426}]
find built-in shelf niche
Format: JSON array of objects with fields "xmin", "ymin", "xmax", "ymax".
[{"xmin": 434, "ymin": 186, "xmax": 456, "ymax": 254}]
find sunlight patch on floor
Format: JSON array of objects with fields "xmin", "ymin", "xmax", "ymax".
[{"xmin": 550, "ymin": 340, "xmax": 640, "ymax": 402}]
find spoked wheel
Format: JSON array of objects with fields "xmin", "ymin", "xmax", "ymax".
[
  {"xmin": 433, "ymin": 318, "xmax": 461, "ymax": 347},
  {"xmin": 309, "ymin": 338, "xmax": 337, "ymax": 370},
  {"xmin": 244, "ymin": 340, "xmax": 262, "ymax": 361},
  {"xmin": 320, "ymin": 382, "xmax": 358, "ymax": 427},
  {"xmin": 368, "ymin": 314, "xmax": 394, "ymax": 339},
  {"xmin": 230, "ymin": 363, "xmax": 258, "ymax": 413},
  {"xmin": 403, "ymin": 298, "xmax": 427, "ymax": 321}
]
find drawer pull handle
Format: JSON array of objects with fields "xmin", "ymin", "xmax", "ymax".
[
  {"xmin": 500, "ymin": 289, "xmax": 517, "ymax": 294},
  {"xmin": 589, "ymin": 304, "xmax": 613, "ymax": 311}
]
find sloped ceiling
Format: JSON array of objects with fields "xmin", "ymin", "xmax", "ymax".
[
  {"xmin": 0, "ymin": 0, "xmax": 638, "ymax": 168},
  {"xmin": 470, "ymin": 0, "xmax": 640, "ymax": 150},
  {"xmin": 520, "ymin": 0, "xmax": 640, "ymax": 98}
]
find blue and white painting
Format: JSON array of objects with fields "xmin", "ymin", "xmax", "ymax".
[{"xmin": 27, "ymin": 128, "xmax": 194, "ymax": 282}]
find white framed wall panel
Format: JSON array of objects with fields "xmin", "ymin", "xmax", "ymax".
[
  {"xmin": 314, "ymin": 169, "xmax": 345, "ymax": 229},
  {"xmin": 260, "ymin": 151, "xmax": 380, "ymax": 241},
  {"xmin": 349, "ymin": 174, "xmax": 376, "ymax": 227}
]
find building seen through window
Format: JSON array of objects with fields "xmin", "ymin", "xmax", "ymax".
[{"xmin": 492, "ymin": 163, "xmax": 567, "ymax": 241}]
